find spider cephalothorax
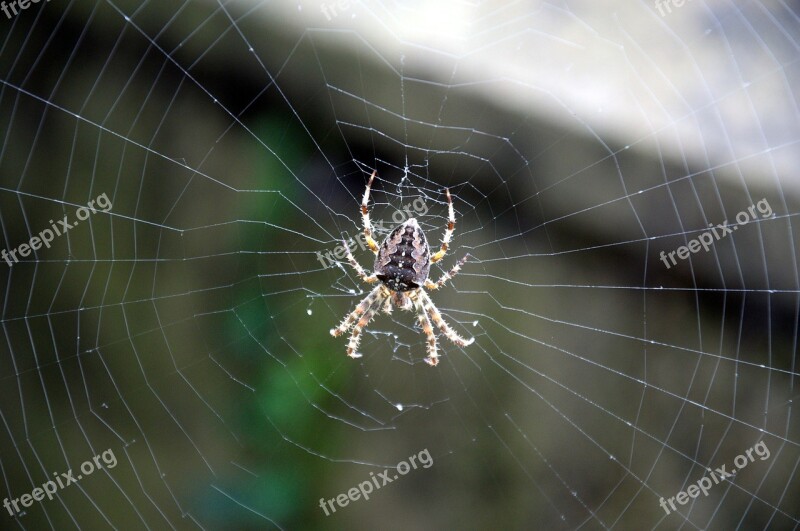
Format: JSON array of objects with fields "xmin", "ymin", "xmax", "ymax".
[{"xmin": 330, "ymin": 170, "xmax": 474, "ymax": 366}]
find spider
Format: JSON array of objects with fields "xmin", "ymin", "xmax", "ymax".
[{"xmin": 330, "ymin": 170, "xmax": 474, "ymax": 366}]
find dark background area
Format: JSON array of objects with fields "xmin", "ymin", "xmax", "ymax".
[{"xmin": 0, "ymin": 1, "xmax": 798, "ymax": 529}]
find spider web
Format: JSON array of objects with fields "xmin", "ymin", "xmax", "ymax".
[{"xmin": 0, "ymin": 0, "xmax": 798, "ymax": 529}]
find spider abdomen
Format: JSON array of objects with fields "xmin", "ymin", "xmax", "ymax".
[{"xmin": 374, "ymin": 218, "xmax": 430, "ymax": 292}]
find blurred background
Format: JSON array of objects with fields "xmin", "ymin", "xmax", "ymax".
[{"xmin": 0, "ymin": 0, "xmax": 798, "ymax": 529}]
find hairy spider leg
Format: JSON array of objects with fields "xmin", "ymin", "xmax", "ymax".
[
  {"xmin": 413, "ymin": 293, "xmax": 439, "ymax": 366},
  {"xmin": 330, "ymin": 285, "xmax": 384, "ymax": 338},
  {"xmin": 361, "ymin": 170, "xmax": 380, "ymax": 254},
  {"xmin": 425, "ymin": 253, "xmax": 471, "ymax": 291},
  {"xmin": 419, "ymin": 290, "xmax": 474, "ymax": 348},
  {"xmin": 381, "ymin": 295, "xmax": 393, "ymax": 314},
  {"xmin": 343, "ymin": 239, "xmax": 378, "ymax": 284},
  {"xmin": 430, "ymin": 188, "xmax": 455, "ymax": 264},
  {"xmin": 345, "ymin": 295, "xmax": 384, "ymax": 359}
]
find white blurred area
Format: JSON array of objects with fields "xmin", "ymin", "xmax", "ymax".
[{"xmin": 245, "ymin": 0, "xmax": 798, "ymax": 190}]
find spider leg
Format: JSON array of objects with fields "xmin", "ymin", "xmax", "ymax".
[
  {"xmin": 381, "ymin": 294, "xmax": 393, "ymax": 314},
  {"xmin": 424, "ymin": 254, "xmax": 471, "ymax": 291},
  {"xmin": 430, "ymin": 188, "xmax": 455, "ymax": 264},
  {"xmin": 412, "ymin": 293, "xmax": 439, "ymax": 366},
  {"xmin": 344, "ymin": 294, "xmax": 384, "ymax": 359},
  {"xmin": 419, "ymin": 290, "xmax": 474, "ymax": 348},
  {"xmin": 342, "ymin": 239, "xmax": 378, "ymax": 284},
  {"xmin": 361, "ymin": 170, "xmax": 380, "ymax": 255},
  {"xmin": 330, "ymin": 285, "xmax": 383, "ymax": 338}
]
